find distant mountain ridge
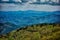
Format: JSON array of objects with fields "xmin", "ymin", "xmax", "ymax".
[{"xmin": 0, "ymin": 10, "xmax": 60, "ymax": 35}]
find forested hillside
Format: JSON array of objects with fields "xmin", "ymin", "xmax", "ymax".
[{"xmin": 0, "ymin": 24, "xmax": 60, "ymax": 40}]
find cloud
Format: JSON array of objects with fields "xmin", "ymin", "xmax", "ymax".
[{"xmin": 0, "ymin": 3, "xmax": 60, "ymax": 11}]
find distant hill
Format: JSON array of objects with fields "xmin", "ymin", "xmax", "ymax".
[{"xmin": 0, "ymin": 10, "xmax": 60, "ymax": 35}]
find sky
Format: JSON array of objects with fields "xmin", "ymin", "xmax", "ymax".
[
  {"xmin": 0, "ymin": 3, "xmax": 60, "ymax": 12},
  {"xmin": 1, "ymin": 0, "xmax": 59, "ymax": 3}
]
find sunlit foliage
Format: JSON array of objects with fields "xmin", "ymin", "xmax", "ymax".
[{"xmin": 0, "ymin": 24, "xmax": 60, "ymax": 40}]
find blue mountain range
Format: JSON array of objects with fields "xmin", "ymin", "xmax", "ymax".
[{"xmin": 0, "ymin": 10, "xmax": 60, "ymax": 35}]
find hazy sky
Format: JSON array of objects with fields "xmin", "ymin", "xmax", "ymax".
[{"xmin": 0, "ymin": 3, "xmax": 60, "ymax": 11}]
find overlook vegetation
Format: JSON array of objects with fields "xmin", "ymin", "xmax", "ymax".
[{"xmin": 0, "ymin": 24, "xmax": 60, "ymax": 40}]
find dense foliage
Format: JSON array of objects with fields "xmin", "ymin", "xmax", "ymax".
[{"xmin": 0, "ymin": 24, "xmax": 60, "ymax": 40}]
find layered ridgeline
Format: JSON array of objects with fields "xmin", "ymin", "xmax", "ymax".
[
  {"xmin": 0, "ymin": 11, "xmax": 60, "ymax": 34},
  {"xmin": 0, "ymin": 0, "xmax": 60, "ymax": 35},
  {"xmin": 0, "ymin": 0, "xmax": 60, "ymax": 5}
]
